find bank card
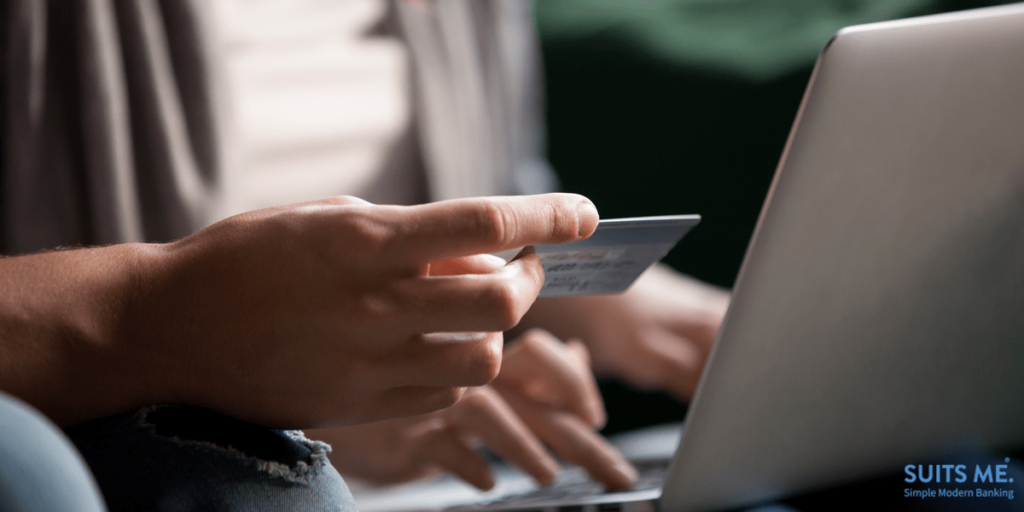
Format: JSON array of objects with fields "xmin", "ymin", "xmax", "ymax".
[{"xmin": 530, "ymin": 214, "xmax": 700, "ymax": 297}]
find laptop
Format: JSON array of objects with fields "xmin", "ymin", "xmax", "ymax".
[{"xmin": 351, "ymin": 4, "xmax": 1024, "ymax": 511}]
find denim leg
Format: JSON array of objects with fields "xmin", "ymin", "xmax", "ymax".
[
  {"xmin": 66, "ymin": 405, "xmax": 358, "ymax": 512},
  {"xmin": 0, "ymin": 391, "xmax": 107, "ymax": 512}
]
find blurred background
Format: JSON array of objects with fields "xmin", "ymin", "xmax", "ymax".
[{"xmin": 534, "ymin": 0, "xmax": 1015, "ymax": 434}]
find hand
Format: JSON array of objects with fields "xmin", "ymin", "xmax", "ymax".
[
  {"xmin": 0, "ymin": 194, "xmax": 598, "ymax": 427},
  {"xmin": 514, "ymin": 264, "xmax": 729, "ymax": 400},
  {"xmin": 311, "ymin": 329, "xmax": 637, "ymax": 491}
]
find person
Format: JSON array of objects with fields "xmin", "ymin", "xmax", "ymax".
[
  {"xmin": 210, "ymin": 0, "xmax": 731, "ymax": 410},
  {"xmin": 208, "ymin": 0, "xmax": 728, "ymax": 491},
  {"xmin": 0, "ymin": 191, "xmax": 619, "ymax": 509},
  {"xmin": 0, "ymin": 0, "xmax": 728, "ymax": 510}
]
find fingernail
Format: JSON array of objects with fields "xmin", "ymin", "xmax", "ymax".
[
  {"xmin": 480, "ymin": 253, "xmax": 509, "ymax": 267},
  {"xmin": 593, "ymin": 408, "xmax": 607, "ymax": 430},
  {"xmin": 602, "ymin": 462, "xmax": 638, "ymax": 492},
  {"xmin": 477, "ymin": 473, "xmax": 496, "ymax": 491},
  {"xmin": 616, "ymin": 461, "xmax": 639, "ymax": 485},
  {"xmin": 483, "ymin": 477, "xmax": 495, "ymax": 490},
  {"xmin": 537, "ymin": 463, "xmax": 560, "ymax": 487},
  {"xmin": 576, "ymin": 201, "xmax": 599, "ymax": 238}
]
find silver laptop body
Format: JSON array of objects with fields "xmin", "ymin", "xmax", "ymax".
[
  {"xmin": 352, "ymin": 4, "xmax": 1024, "ymax": 511},
  {"xmin": 664, "ymin": 3, "xmax": 1024, "ymax": 510}
]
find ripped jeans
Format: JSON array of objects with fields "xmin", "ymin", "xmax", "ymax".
[{"xmin": 0, "ymin": 391, "xmax": 357, "ymax": 512}]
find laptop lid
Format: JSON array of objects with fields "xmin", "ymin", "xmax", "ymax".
[{"xmin": 662, "ymin": 4, "xmax": 1024, "ymax": 511}]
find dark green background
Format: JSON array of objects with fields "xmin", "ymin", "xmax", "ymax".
[{"xmin": 536, "ymin": 0, "xmax": 1016, "ymax": 434}]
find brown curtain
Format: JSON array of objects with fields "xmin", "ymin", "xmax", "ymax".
[{"xmin": 1, "ymin": 0, "xmax": 225, "ymax": 255}]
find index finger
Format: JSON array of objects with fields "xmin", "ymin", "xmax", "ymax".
[
  {"xmin": 502, "ymin": 391, "xmax": 637, "ymax": 491},
  {"xmin": 393, "ymin": 194, "xmax": 599, "ymax": 264},
  {"xmin": 497, "ymin": 330, "xmax": 606, "ymax": 428}
]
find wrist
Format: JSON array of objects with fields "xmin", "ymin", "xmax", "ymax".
[
  {"xmin": 106, "ymin": 242, "xmax": 189, "ymax": 409},
  {"xmin": 0, "ymin": 243, "xmax": 177, "ymax": 424},
  {"xmin": 54, "ymin": 242, "xmax": 180, "ymax": 424}
]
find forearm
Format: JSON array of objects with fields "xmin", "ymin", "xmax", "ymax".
[{"xmin": 0, "ymin": 243, "xmax": 171, "ymax": 425}]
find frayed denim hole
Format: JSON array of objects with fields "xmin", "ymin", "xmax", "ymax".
[{"xmin": 141, "ymin": 405, "xmax": 309, "ymax": 467}]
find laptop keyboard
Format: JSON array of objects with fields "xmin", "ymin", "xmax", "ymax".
[{"xmin": 480, "ymin": 461, "xmax": 669, "ymax": 507}]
